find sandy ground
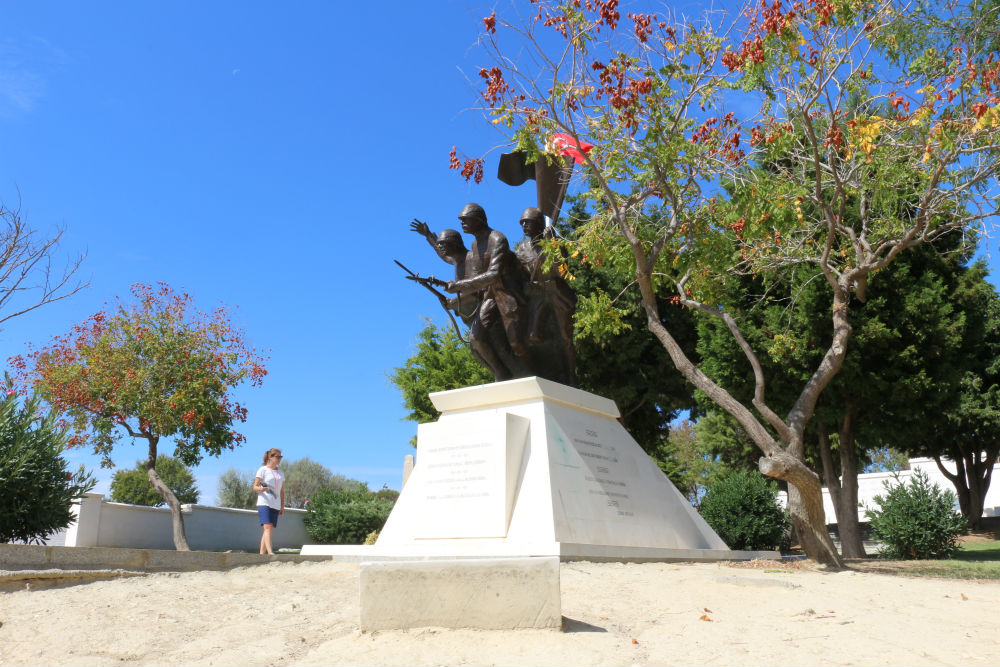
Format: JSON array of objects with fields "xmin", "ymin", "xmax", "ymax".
[{"xmin": 1, "ymin": 559, "xmax": 998, "ymax": 666}]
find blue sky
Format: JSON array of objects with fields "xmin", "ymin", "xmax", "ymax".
[{"xmin": 0, "ymin": 1, "xmax": 550, "ymax": 500}]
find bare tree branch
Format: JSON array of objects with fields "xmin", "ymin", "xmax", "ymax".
[{"xmin": 0, "ymin": 201, "xmax": 88, "ymax": 329}]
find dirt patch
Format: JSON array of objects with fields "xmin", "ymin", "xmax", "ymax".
[{"xmin": 2, "ymin": 560, "xmax": 998, "ymax": 666}]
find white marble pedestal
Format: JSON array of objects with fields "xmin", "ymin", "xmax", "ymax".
[{"xmin": 303, "ymin": 377, "xmax": 776, "ymax": 562}]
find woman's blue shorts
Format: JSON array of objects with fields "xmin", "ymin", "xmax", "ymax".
[{"xmin": 258, "ymin": 505, "xmax": 279, "ymax": 527}]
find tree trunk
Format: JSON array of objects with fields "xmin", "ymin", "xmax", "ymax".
[
  {"xmin": 834, "ymin": 419, "xmax": 865, "ymax": 558},
  {"xmin": 817, "ymin": 416, "xmax": 867, "ymax": 558},
  {"xmin": 935, "ymin": 454, "xmax": 972, "ymax": 528},
  {"xmin": 626, "ymin": 251, "xmax": 844, "ymax": 567},
  {"xmin": 760, "ymin": 449, "xmax": 843, "ymax": 568},
  {"xmin": 632, "ymin": 291, "xmax": 843, "ymax": 565},
  {"xmin": 941, "ymin": 447, "xmax": 999, "ymax": 532},
  {"xmin": 144, "ymin": 435, "xmax": 190, "ymax": 551}
]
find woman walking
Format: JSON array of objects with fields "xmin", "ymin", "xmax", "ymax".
[{"xmin": 254, "ymin": 448, "xmax": 285, "ymax": 555}]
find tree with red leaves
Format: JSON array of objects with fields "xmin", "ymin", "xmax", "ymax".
[
  {"xmin": 14, "ymin": 283, "xmax": 268, "ymax": 550},
  {"xmin": 464, "ymin": 0, "xmax": 1000, "ymax": 567}
]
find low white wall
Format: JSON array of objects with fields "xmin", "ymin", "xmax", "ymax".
[
  {"xmin": 58, "ymin": 494, "xmax": 315, "ymax": 551},
  {"xmin": 778, "ymin": 456, "xmax": 1000, "ymax": 523}
]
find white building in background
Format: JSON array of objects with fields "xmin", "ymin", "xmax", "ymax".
[{"xmin": 778, "ymin": 457, "xmax": 1000, "ymax": 523}]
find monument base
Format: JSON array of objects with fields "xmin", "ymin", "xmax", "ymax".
[
  {"xmin": 301, "ymin": 541, "xmax": 773, "ymax": 562},
  {"xmin": 359, "ymin": 557, "xmax": 561, "ymax": 631},
  {"xmin": 303, "ymin": 377, "xmax": 779, "ymax": 562}
]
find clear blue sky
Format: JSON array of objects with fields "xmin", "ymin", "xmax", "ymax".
[
  {"xmin": 0, "ymin": 1, "xmax": 547, "ymax": 500},
  {"xmin": 2, "ymin": 1, "xmax": 997, "ymax": 502}
]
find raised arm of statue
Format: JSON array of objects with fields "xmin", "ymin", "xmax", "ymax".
[{"xmin": 410, "ymin": 219, "xmax": 456, "ymax": 266}]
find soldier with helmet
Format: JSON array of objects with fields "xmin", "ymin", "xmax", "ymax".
[
  {"xmin": 409, "ymin": 220, "xmax": 477, "ymax": 325},
  {"xmin": 514, "ymin": 206, "xmax": 577, "ymax": 385},
  {"xmin": 443, "ymin": 202, "xmax": 529, "ymax": 381}
]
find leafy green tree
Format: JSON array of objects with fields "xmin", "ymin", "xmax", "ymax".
[
  {"xmin": 14, "ymin": 283, "xmax": 268, "ymax": 550},
  {"xmin": 914, "ymin": 266, "xmax": 1000, "ymax": 529},
  {"xmin": 559, "ymin": 202, "xmax": 700, "ymax": 450},
  {"xmin": 218, "ymin": 460, "xmax": 368, "ymax": 510},
  {"xmin": 649, "ymin": 420, "xmax": 726, "ymax": 505},
  {"xmin": 696, "ymin": 240, "xmax": 976, "ymax": 556},
  {"xmin": 865, "ymin": 448, "xmax": 911, "ymax": 474},
  {"xmin": 279, "ymin": 457, "xmax": 365, "ymax": 508},
  {"xmin": 109, "ymin": 455, "xmax": 199, "ymax": 506},
  {"xmin": 471, "ymin": 0, "xmax": 1000, "ymax": 567},
  {"xmin": 374, "ymin": 485, "xmax": 400, "ymax": 503},
  {"xmin": 694, "ymin": 412, "xmax": 765, "ymax": 477},
  {"xmin": 216, "ymin": 467, "xmax": 256, "ymax": 509},
  {"xmin": 1, "ymin": 376, "xmax": 95, "ymax": 543},
  {"xmin": 389, "ymin": 321, "xmax": 494, "ymax": 444}
]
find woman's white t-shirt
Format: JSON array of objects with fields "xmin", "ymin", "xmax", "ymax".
[{"xmin": 255, "ymin": 466, "xmax": 283, "ymax": 510}]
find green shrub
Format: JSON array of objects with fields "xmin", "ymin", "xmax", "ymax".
[
  {"xmin": 0, "ymin": 379, "xmax": 96, "ymax": 543},
  {"xmin": 303, "ymin": 486, "xmax": 393, "ymax": 544},
  {"xmin": 699, "ymin": 469, "xmax": 790, "ymax": 551},
  {"xmin": 864, "ymin": 469, "xmax": 967, "ymax": 560}
]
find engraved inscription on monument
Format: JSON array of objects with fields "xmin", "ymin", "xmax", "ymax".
[
  {"xmin": 569, "ymin": 425, "xmax": 639, "ymax": 519},
  {"xmin": 423, "ymin": 437, "xmax": 492, "ymax": 502},
  {"xmin": 412, "ymin": 414, "xmax": 528, "ymax": 540}
]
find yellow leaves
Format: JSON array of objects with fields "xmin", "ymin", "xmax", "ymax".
[
  {"xmin": 558, "ymin": 263, "xmax": 576, "ymax": 281},
  {"xmin": 845, "ymin": 116, "xmax": 884, "ymax": 162},
  {"xmin": 491, "ymin": 111, "xmax": 513, "ymax": 127},
  {"xmin": 974, "ymin": 106, "xmax": 1000, "ymax": 131},
  {"xmin": 908, "ymin": 107, "xmax": 931, "ymax": 126},
  {"xmin": 922, "ymin": 144, "xmax": 933, "ymax": 163}
]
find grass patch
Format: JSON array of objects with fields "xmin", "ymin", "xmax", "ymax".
[
  {"xmin": 848, "ymin": 559, "xmax": 1000, "ymax": 579},
  {"xmin": 848, "ymin": 539, "xmax": 1000, "ymax": 580},
  {"xmin": 953, "ymin": 539, "xmax": 1000, "ymax": 562},
  {"xmin": 904, "ymin": 560, "xmax": 1000, "ymax": 580}
]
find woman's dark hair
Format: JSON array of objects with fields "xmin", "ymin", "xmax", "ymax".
[{"xmin": 262, "ymin": 448, "xmax": 282, "ymax": 465}]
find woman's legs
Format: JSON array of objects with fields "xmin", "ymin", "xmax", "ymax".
[{"xmin": 260, "ymin": 523, "xmax": 274, "ymax": 555}]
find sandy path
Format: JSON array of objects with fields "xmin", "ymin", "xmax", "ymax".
[{"xmin": 1, "ymin": 560, "xmax": 997, "ymax": 666}]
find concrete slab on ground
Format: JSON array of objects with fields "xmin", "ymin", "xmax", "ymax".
[
  {"xmin": 0, "ymin": 544, "xmax": 330, "ymax": 573},
  {"xmin": 359, "ymin": 556, "xmax": 561, "ymax": 631}
]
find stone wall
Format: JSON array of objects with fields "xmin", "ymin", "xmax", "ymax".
[{"xmin": 35, "ymin": 493, "xmax": 315, "ymax": 551}]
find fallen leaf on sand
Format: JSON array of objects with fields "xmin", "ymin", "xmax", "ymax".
[
  {"xmin": 704, "ymin": 607, "xmax": 713, "ymax": 613},
  {"xmin": 632, "ymin": 638, "xmax": 639, "ymax": 644},
  {"xmin": 699, "ymin": 615, "xmax": 712, "ymax": 622},
  {"xmin": 961, "ymin": 593, "xmax": 968, "ymax": 601}
]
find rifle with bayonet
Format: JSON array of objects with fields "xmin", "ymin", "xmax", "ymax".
[{"xmin": 394, "ymin": 260, "xmax": 468, "ymax": 343}]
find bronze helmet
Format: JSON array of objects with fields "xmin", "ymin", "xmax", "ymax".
[
  {"xmin": 520, "ymin": 206, "xmax": 544, "ymax": 225},
  {"xmin": 458, "ymin": 202, "xmax": 487, "ymax": 224}
]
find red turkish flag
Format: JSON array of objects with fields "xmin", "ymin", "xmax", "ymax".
[{"xmin": 547, "ymin": 133, "xmax": 594, "ymax": 164}]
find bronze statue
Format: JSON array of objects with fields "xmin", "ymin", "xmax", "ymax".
[
  {"xmin": 409, "ymin": 221, "xmax": 476, "ymax": 325},
  {"xmin": 514, "ymin": 207, "xmax": 577, "ymax": 386},
  {"xmin": 402, "ymin": 202, "xmax": 577, "ymax": 386}
]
